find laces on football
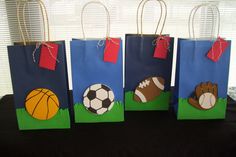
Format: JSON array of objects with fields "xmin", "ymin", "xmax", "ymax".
[{"xmin": 139, "ymin": 80, "xmax": 150, "ymax": 88}]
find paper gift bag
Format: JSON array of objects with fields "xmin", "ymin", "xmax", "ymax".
[
  {"xmin": 174, "ymin": 4, "xmax": 231, "ymax": 120},
  {"xmin": 125, "ymin": 0, "xmax": 174, "ymax": 111},
  {"xmin": 70, "ymin": 2, "xmax": 124, "ymax": 123},
  {"xmin": 8, "ymin": 0, "xmax": 70, "ymax": 130}
]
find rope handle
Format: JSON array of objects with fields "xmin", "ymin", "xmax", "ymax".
[
  {"xmin": 136, "ymin": 0, "xmax": 167, "ymax": 35},
  {"xmin": 141, "ymin": 0, "xmax": 167, "ymax": 35},
  {"xmin": 188, "ymin": 3, "xmax": 220, "ymax": 40},
  {"xmin": 81, "ymin": 1, "xmax": 110, "ymax": 39},
  {"xmin": 17, "ymin": 0, "xmax": 50, "ymax": 45}
]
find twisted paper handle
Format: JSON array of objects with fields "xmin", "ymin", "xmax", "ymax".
[
  {"xmin": 188, "ymin": 3, "xmax": 220, "ymax": 40},
  {"xmin": 81, "ymin": 1, "xmax": 110, "ymax": 39},
  {"xmin": 17, "ymin": 0, "xmax": 50, "ymax": 45},
  {"xmin": 136, "ymin": 0, "xmax": 167, "ymax": 35}
]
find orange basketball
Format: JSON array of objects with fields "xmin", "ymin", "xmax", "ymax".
[{"xmin": 25, "ymin": 88, "xmax": 60, "ymax": 120}]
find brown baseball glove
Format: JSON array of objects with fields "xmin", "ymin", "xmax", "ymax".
[{"xmin": 188, "ymin": 82, "xmax": 218, "ymax": 110}]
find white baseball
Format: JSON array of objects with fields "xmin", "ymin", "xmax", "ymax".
[{"xmin": 198, "ymin": 92, "xmax": 216, "ymax": 109}]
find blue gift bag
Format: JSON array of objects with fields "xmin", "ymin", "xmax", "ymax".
[
  {"xmin": 174, "ymin": 4, "xmax": 231, "ymax": 119},
  {"xmin": 8, "ymin": 0, "xmax": 70, "ymax": 130},
  {"xmin": 70, "ymin": 2, "xmax": 124, "ymax": 123},
  {"xmin": 125, "ymin": 0, "xmax": 174, "ymax": 111}
]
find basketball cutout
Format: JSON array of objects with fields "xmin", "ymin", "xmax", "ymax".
[
  {"xmin": 25, "ymin": 88, "xmax": 60, "ymax": 120},
  {"xmin": 83, "ymin": 84, "xmax": 115, "ymax": 115}
]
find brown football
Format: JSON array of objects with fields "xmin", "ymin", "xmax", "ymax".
[{"xmin": 133, "ymin": 76, "xmax": 165, "ymax": 103}]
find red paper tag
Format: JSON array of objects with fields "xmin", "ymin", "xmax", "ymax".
[
  {"xmin": 39, "ymin": 42, "xmax": 59, "ymax": 71},
  {"xmin": 207, "ymin": 37, "xmax": 229, "ymax": 62},
  {"xmin": 103, "ymin": 38, "xmax": 121, "ymax": 64},
  {"xmin": 153, "ymin": 36, "xmax": 171, "ymax": 59}
]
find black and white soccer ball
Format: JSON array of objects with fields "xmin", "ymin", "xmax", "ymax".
[{"xmin": 83, "ymin": 84, "xmax": 115, "ymax": 115}]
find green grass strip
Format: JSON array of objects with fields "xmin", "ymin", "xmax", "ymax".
[
  {"xmin": 74, "ymin": 101, "xmax": 124, "ymax": 123},
  {"xmin": 16, "ymin": 108, "xmax": 71, "ymax": 130},
  {"xmin": 177, "ymin": 98, "xmax": 227, "ymax": 120},
  {"xmin": 125, "ymin": 91, "xmax": 171, "ymax": 111}
]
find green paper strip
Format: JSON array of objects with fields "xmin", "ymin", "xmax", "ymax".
[
  {"xmin": 177, "ymin": 98, "xmax": 227, "ymax": 120},
  {"xmin": 125, "ymin": 91, "xmax": 171, "ymax": 111},
  {"xmin": 74, "ymin": 101, "xmax": 124, "ymax": 123},
  {"xmin": 16, "ymin": 108, "xmax": 71, "ymax": 130}
]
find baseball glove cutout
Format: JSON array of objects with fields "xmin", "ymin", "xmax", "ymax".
[{"xmin": 188, "ymin": 82, "xmax": 218, "ymax": 110}]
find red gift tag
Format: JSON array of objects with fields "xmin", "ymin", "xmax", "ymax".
[
  {"xmin": 153, "ymin": 36, "xmax": 171, "ymax": 59},
  {"xmin": 39, "ymin": 42, "xmax": 59, "ymax": 71},
  {"xmin": 103, "ymin": 38, "xmax": 121, "ymax": 64},
  {"xmin": 207, "ymin": 37, "xmax": 229, "ymax": 62}
]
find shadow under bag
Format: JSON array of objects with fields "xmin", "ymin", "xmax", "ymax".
[{"xmin": 8, "ymin": 0, "xmax": 70, "ymax": 130}]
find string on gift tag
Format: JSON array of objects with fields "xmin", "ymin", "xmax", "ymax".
[
  {"xmin": 188, "ymin": 4, "xmax": 229, "ymax": 62},
  {"xmin": 17, "ymin": 0, "xmax": 60, "ymax": 71},
  {"xmin": 152, "ymin": 35, "xmax": 171, "ymax": 59},
  {"xmin": 96, "ymin": 38, "xmax": 119, "ymax": 50},
  {"xmin": 32, "ymin": 42, "xmax": 59, "ymax": 63},
  {"xmin": 104, "ymin": 38, "xmax": 120, "ymax": 63},
  {"xmin": 152, "ymin": 36, "xmax": 170, "ymax": 51},
  {"xmin": 207, "ymin": 37, "xmax": 228, "ymax": 62},
  {"xmin": 136, "ymin": 0, "xmax": 169, "ymax": 59},
  {"xmin": 97, "ymin": 40, "xmax": 105, "ymax": 49},
  {"xmin": 32, "ymin": 42, "xmax": 40, "ymax": 62},
  {"xmin": 211, "ymin": 37, "xmax": 223, "ymax": 60},
  {"xmin": 80, "ymin": 2, "xmax": 120, "ymax": 63},
  {"xmin": 97, "ymin": 38, "xmax": 121, "ymax": 63}
]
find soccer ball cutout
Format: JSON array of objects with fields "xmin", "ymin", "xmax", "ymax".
[{"xmin": 83, "ymin": 84, "xmax": 115, "ymax": 115}]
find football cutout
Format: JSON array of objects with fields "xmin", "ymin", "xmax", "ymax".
[
  {"xmin": 83, "ymin": 84, "xmax": 115, "ymax": 115},
  {"xmin": 133, "ymin": 76, "xmax": 165, "ymax": 103},
  {"xmin": 25, "ymin": 88, "xmax": 60, "ymax": 120}
]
